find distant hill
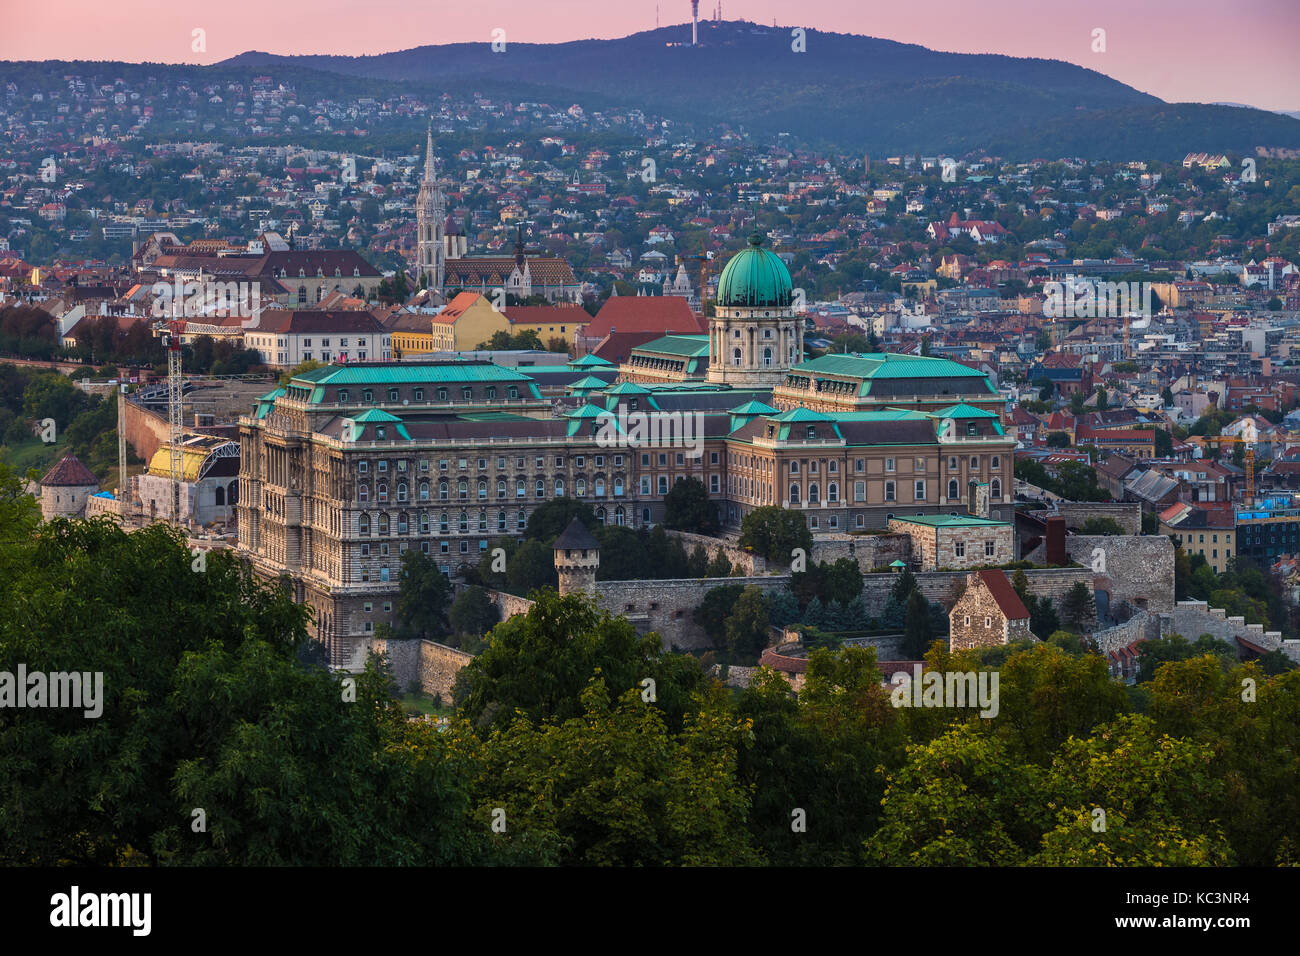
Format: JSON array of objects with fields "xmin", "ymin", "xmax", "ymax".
[{"xmin": 219, "ymin": 20, "xmax": 1300, "ymax": 159}]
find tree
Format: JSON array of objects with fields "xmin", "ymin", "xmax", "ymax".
[
  {"xmin": 890, "ymin": 567, "xmax": 918, "ymax": 604},
  {"xmin": 705, "ymin": 549, "xmax": 733, "ymax": 578},
  {"xmin": 475, "ymin": 680, "xmax": 760, "ymax": 866},
  {"xmin": 902, "ymin": 590, "xmax": 934, "ymax": 659},
  {"xmin": 1162, "ymin": 386, "xmax": 1174, "ymax": 408},
  {"xmin": 738, "ymin": 505, "xmax": 812, "ymax": 564},
  {"xmin": 0, "ymin": 518, "xmax": 489, "ymax": 866},
  {"xmin": 1034, "ymin": 376, "xmax": 1054, "ymax": 402},
  {"xmin": 506, "ymin": 539, "xmax": 556, "ymax": 595},
  {"xmin": 525, "ymin": 498, "xmax": 596, "ymax": 542},
  {"xmin": 393, "ymin": 549, "xmax": 452, "ymax": 641},
  {"xmin": 593, "ymin": 525, "xmax": 648, "ymax": 580},
  {"xmin": 452, "ymin": 589, "xmax": 705, "ymax": 733},
  {"xmin": 1059, "ymin": 582, "xmax": 1097, "ymax": 632},
  {"xmin": 686, "ymin": 543, "xmax": 709, "ymax": 578},
  {"xmin": 725, "ymin": 585, "xmax": 771, "ymax": 657},
  {"xmin": 449, "ymin": 585, "xmax": 499, "ymax": 642},
  {"xmin": 694, "ymin": 583, "xmax": 745, "ymax": 647},
  {"xmin": 663, "ymin": 476, "xmax": 719, "ymax": 535},
  {"xmin": 278, "ymin": 358, "xmax": 325, "ymax": 384}
]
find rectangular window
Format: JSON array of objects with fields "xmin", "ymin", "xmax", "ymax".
[
  {"xmin": 885, "ymin": 458, "xmax": 895, "ymax": 472},
  {"xmin": 914, "ymin": 480, "xmax": 925, "ymax": 500},
  {"xmin": 885, "ymin": 481, "xmax": 896, "ymax": 501},
  {"xmin": 985, "ymin": 540, "xmax": 995, "ymax": 557},
  {"xmin": 855, "ymin": 481, "xmax": 865, "ymax": 501},
  {"xmin": 955, "ymin": 542, "xmax": 965, "ymax": 558}
]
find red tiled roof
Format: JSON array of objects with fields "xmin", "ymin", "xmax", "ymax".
[
  {"xmin": 975, "ymin": 569, "xmax": 1030, "ymax": 621},
  {"xmin": 586, "ymin": 296, "xmax": 705, "ymax": 338},
  {"xmin": 41, "ymin": 452, "xmax": 98, "ymax": 487}
]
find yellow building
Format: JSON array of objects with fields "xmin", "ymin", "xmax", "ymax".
[
  {"xmin": 1159, "ymin": 503, "xmax": 1235, "ymax": 574},
  {"xmin": 387, "ymin": 311, "xmax": 435, "ymax": 359},
  {"xmin": 430, "ymin": 292, "xmax": 512, "ymax": 351},
  {"xmin": 503, "ymin": 304, "xmax": 588, "ymax": 349}
]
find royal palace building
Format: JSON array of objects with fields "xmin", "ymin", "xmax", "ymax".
[{"xmin": 238, "ymin": 232, "xmax": 1014, "ymax": 666}]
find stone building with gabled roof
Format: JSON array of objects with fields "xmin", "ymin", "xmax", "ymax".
[{"xmin": 949, "ymin": 569, "xmax": 1034, "ymax": 650}]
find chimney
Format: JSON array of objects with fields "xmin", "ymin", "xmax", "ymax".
[{"xmin": 1045, "ymin": 515, "xmax": 1067, "ymax": 566}]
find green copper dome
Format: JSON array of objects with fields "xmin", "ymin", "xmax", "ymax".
[{"xmin": 715, "ymin": 232, "xmax": 793, "ymax": 308}]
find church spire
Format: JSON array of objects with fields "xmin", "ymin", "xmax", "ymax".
[{"xmin": 424, "ymin": 124, "xmax": 436, "ymax": 182}]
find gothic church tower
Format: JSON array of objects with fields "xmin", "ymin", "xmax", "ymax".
[{"xmin": 416, "ymin": 126, "xmax": 446, "ymax": 294}]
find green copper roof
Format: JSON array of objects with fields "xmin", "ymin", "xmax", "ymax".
[
  {"xmin": 933, "ymin": 403, "xmax": 1000, "ymax": 418},
  {"xmin": 350, "ymin": 408, "xmax": 404, "ymax": 423},
  {"xmin": 728, "ymin": 400, "xmax": 778, "ymax": 415},
  {"xmin": 569, "ymin": 353, "xmax": 614, "ymax": 367},
  {"xmin": 565, "ymin": 403, "xmax": 616, "ymax": 419},
  {"xmin": 889, "ymin": 514, "xmax": 1010, "ymax": 529},
  {"xmin": 716, "ymin": 232, "xmax": 793, "ymax": 308},
  {"xmin": 291, "ymin": 362, "xmax": 535, "ymax": 386},
  {"xmin": 568, "ymin": 375, "xmax": 610, "ymax": 391},
  {"xmin": 632, "ymin": 334, "xmax": 710, "ymax": 357},
  {"xmin": 605, "ymin": 381, "xmax": 653, "ymax": 394},
  {"xmin": 793, "ymin": 353, "xmax": 989, "ymax": 380},
  {"xmin": 770, "ymin": 407, "xmax": 834, "ymax": 423}
]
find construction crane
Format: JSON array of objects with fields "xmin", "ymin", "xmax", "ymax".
[
  {"xmin": 162, "ymin": 300, "xmax": 185, "ymax": 524},
  {"xmin": 681, "ymin": 241, "xmax": 714, "ymax": 316},
  {"xmin": 1201, "ymin": 425, "xmax": 1257, "ymax": 504}
]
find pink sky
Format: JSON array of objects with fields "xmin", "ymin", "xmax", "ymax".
[{"xmin": 4, "ymin": 0, "xmax": 1298, "ymax": 112}]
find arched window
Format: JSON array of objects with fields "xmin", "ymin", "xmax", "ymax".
[
  {"xmin": 536, "ymin": 478, "xmax": 546, "ymax": 497},
  {"xmin": 991, "ymin": 456, "xmax": 1000, "ymax": 470},
  {"xmin": 517, "ymin": 510, "xmax": 526, "ymax": 528},
  {"xmin": 459, "ymin": 511, "xmax": 468, "ymax": 532},
  {"xmin": 789, "ymin": 482, "xmax": 801, "ymax": 504},
  {"xmin": 440, "ymin": 513, "xmax": 449, "ymax": 533},
  {"xmin": 478, "ymin": 511, "xmax": 487, "ymax": 531},
  {"xmin": 595, "ymin": 478, "xmax": 605, "ymax": 496},
  {"xmin": 808, "ymin": 483, "xmax": 820, "ymax": 504},
  {"xmin": 991, "ymin": 478, "xmax": 1002, "ymax": 499},
  {"xmin": 419, "ymin": 481, "xmax": 429, "ymax": 501},
  {"xmin": 517, "ymin": 479, "xmax": 526, "ymax": 498},
  {"xmin": 378, "ymin": 513, "xmax": 389, "ymax": 533},
  {"xmin": 615, "ymin": 505, "xmax": 625, "ymax": 525},
  {"xmin": 359, "ymin": 514, "xmax": 370, "ymax": 534},
  {"xmin": 359, "ymin": 483, "xmax": 369, "ymax": 503},
  {"xmin": 458, "ymin": 480, "xmax": 467, "ymax": 499},
  {"xmin": 790, "ymin": 461, "xmax": 799, "ymax": 474},
  {"xmin": 555, "ymin": 478, "xmax": 565, "ymax": 497},
  {"xmin": 948, "ymin": 479, "xmax": 959, "ymax": 500},
  {"xmin": 398, "ymin": 513, "xmax": 408, "ymax": 534},
  {"xmin": 497, "ymin": 480, "xmax": 506, "ymax": 498},
  {"xmin": 439, "ymin": 480, "xmax": 448, "ymax": 500},
  {"xmin": 498, "ymin": 511, "xmax": 507, "ymax": 530},
  {"xmin": 613, "ymin": 477, "xmax": 623, "ymax": 496},
  {"xmin": 733, "ymin": 347, "xmax": 742, "ymax": 366},
  {"xmin": 575, "ymin": 479, "xmax": 586, "ymax": 496},
  {"xmin": 828, "ymin": 482, "xmax": 838, "ymax": 503},
  {"xmin": 228, "ymin": 480, "xmax": 238, "ymax": 505},
  {"xmin": 215, "ymin": 486, "xmax": 226, "ymax": 506},
  {"xmin": 397, "ymin": 482, "xmax": 408, "ymax": 502},
  {"xmin": 419, "ymin": 513, "xmax": 429, "ymax": 534},
  {"xmin": 478, "ymin": 480, "xmax": 487, "ymax": 499},
  {"xmin": 377, "ymin": 483, "xmax": 387, "ymax": 503},
  {"xmin": 763, "ymin": 347, "xmax": 772, "ymax": 367}
]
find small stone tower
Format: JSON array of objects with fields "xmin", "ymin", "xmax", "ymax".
[
  {"xmin": 554, "ymin": 517, "xmax": 600, "ymax": 597},
  {"xmin": 39, "ymin": 451, "xmax": 99, "ymax": 520}
]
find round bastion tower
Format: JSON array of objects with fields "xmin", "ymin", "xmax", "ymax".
[{"xmin": 553, "ymin": 517, "xmax": 600, "ymax": 597}]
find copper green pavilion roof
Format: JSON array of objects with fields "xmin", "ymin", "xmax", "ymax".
[{"xmin": 716, "ymin": 232, "xmax": 793, "ymax": 308}]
